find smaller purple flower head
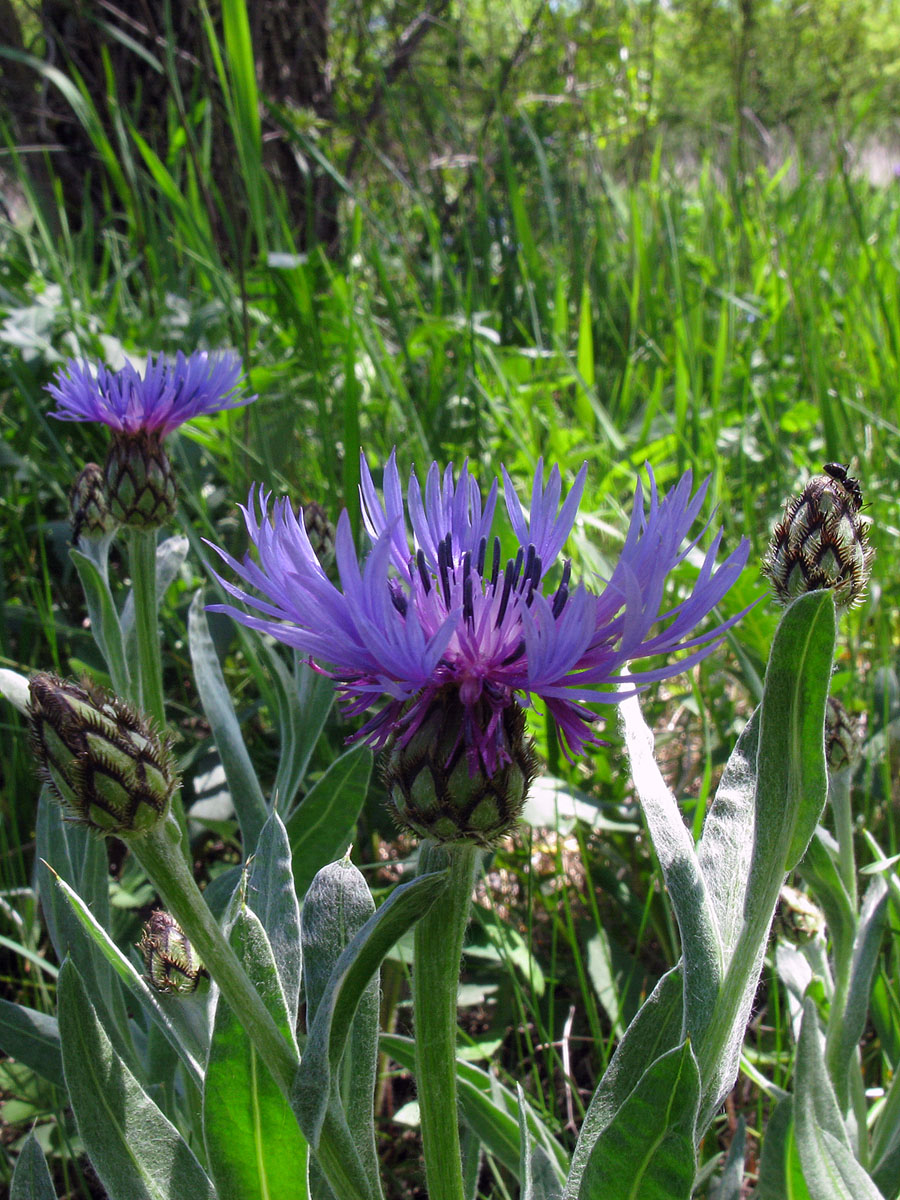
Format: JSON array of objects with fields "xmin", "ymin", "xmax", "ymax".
[
  {"xmin": 47, "ymin": 351, "xmax": 253, "ymax": 438},
  {"xmin": 208, "ymin": 455, "xmax": 750, "ymax": 791}
]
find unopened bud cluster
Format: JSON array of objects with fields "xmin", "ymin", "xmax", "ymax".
[
  {"xmin": 383, "ymin": 687, "xmax": 538, "ymax": 847},
  {"xmin": 763, "ymin": 463, "xmax": 873, "ymax": 609},
  {"xmin": 28, "ymin": 674, "xmax": 177, "ymax": 836},
  {"xmin": 140, "ymin": 911, "xmax": 205, "ymax": 995}
]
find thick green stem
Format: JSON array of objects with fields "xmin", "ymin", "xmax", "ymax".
[
  {"xmin": 134, "ymin": 819, "xmax": 298, "ymax": 1098},
  {"xmin": 412, "ymin": 841, "xmax": 479, "ymax": 1200},
  {"xmin": 128, "ymin": 529, "xmax": 165, "ymax": 729}
]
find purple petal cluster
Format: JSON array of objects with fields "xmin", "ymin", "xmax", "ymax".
[
  {"xmin": 209, "ymin": 455, "xmax": 750, "ymax": 773},
  {"xmin": 47, "ymin": 351, "xmax": 253, "ymax": 437}
]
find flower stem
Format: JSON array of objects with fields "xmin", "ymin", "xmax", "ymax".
[
  {"xmin": 128, "ymin": 529, "xmax": 165, "ymax": 730},
  {"xmin": 134, "ymin": 818, "xmax": 298, "ymax": 1098},
  {"xmin": 412, "ymin": 840, "xmax": 479, "ymax": 1200}
]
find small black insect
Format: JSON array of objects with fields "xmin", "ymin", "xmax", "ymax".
[{"xmin": 823, "ymin": 462, "xmax": 863, "ymax": 510}]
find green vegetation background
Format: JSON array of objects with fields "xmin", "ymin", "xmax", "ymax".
[{"xmin": 1, "ymin": 0, "xmax": 899, "ymax": 1194}]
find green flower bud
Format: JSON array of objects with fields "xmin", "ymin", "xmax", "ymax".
[
  {"xmin": 70, "ymin": 462, "xmax": 118, "ymax": 543},
  {"xmin": 825, "ymin": 695, "xmax": 860, "ymax": 773},
  {"xmin": 383, "ymin": 687, "xmax": 538, "ymax": 847},
  {"xmin": 140, "ymin": 911, "xmax": 205, "ymax": 995},
  {"xmin": 104, "ymin": 430, "xmax": 177, "ymax": 530},
  {"xmin": 762, "ymin": 463, "xmax": 874, "ymax": 609},
  {"xmin": 28, "ymin": 674, "xmax": 177, "ymax": 836}
]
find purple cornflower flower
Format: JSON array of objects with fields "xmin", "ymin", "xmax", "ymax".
[
  {"xmin": 208, "ymin": 454, "xmax": 750, "ymax": 778},
  {"xmin": 47, "ymin": 351, "xmax": 253, "ymax": 437}
]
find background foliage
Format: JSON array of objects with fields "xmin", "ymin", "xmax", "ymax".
[{"xmin": 1, "ymin": 0, "xmax": 900, "ymax": 1195}]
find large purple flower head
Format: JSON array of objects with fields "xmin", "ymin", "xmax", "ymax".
[
  {"xmin": 209, "ymin": 455, "xmax": 749, "ymax": 842},
  {"xmin": 47, "ymin": 351, "xmax": 253, "ymax": 437}
]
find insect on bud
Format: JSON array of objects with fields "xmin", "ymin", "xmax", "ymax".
[
  {"xmin": 140, "ymin": 911, "xmax": 206, "ymax": 995},
  {"xmin": 69, "ymin": 463, "xmax": 118, "ymax": 543},
  {"xmin": 762, "ymin": 463, "xmax": 874, "ymax": 609},
  {"xmin": 104, "ymin": 430, "xmax": 177, "ymax": 530},
  {"xmin": 28, "ymin": 673, "xmax": 177, "ymax": 836},
  {"xmin": 383, "ymin": 686, "xmax": 539, "ymax": 847}
]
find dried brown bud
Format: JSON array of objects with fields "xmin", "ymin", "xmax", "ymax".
[{"xmin": 140, "ymin": 911, "xmax": 205, "ymax": 995}]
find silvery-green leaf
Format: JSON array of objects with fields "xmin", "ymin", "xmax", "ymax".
[
  {"xmin": 49, "ymin": 868, "xmax": 205, "ymax": 1082},
  {"xmin": 825, "ymin": 877, "xmax": 888, "ymax": 1112},
  {"xmin": 69, "ymin": 546, "xmax": 130, "ymax": 695},
  {"xmin": 301, "ymin": 856, "xmax": 379, "ymax": 1180},
  {"xmin": 287, "ymin": 742, "xmax": 373, "ymax": 902},
  {"xmin": 11, "ymin": 1131, "xmax": 57, "ymax": 1200},
  {"xmin": 203, "ymin": 906, "xmax": 308, "ymax": 1200},
  {"xmin": 621, "ymin": 692, "xmax": 723, "ymax": 1041},
  {"xmin": 793, "ymin": 998, "xmax": 885, "ymax": 1199},
  {"xmin": 260, "ymin": 645, "xmax": 334, "ymax": 818},
  {"xmin": 575, "ymin": 1041, "xmax": 700, "ymax": 1200},
  {"xmin": 58, "ymin": 960, "xmax": 216, "ymax": 1200},
  {"xmin": 755, "ymin": 1098, "xmax": 812, "ymax": 1200},
  {"xmin": 189, "ymin": 589, "xmax": 268, "ymax": 848},
  {"xmin": 564, "ymin": 966, "xmax": 684, "ymax": 1199},
  {"xmin": 37, "ymin": 798, "xmax": 133, "ymax": 1073},
  {"xmin": 518, "ymin": 1084, "xmax": 564, "ymax": 1200},
  {"xmin": 0, "ymin": 998, "xmax": 63, "ymax": 1089},
  {"xmin": 712, "ymin": 1115, "xmax": 745, "ymax": 1200},
  {"xmin": 248, "ymin": 812, "xmax": 302, "ymax": 1023},
  {"xmin": 293, "ymin": 869, "xmax": 447, "ymax": 1147},
  {"xmin": 774, "ymin": 941, "xmax": 813, "ymax": 1044},
  {"xmin": 695, "ymin": 591, "xmax": 835, "ymax": 1126},
  {"xmin": 799, "ymin": 831, "xmax": 855, "ymax": 979}
]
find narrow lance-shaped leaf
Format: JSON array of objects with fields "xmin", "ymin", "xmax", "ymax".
[
  {"xmin": 621, "ymin": 690, "xmax": 723, "ymax": 1042},
  {"xmin": 695, "ymin": 591, "xmax": 836, "ymax": 1127},
  {"xmin": 11, "ymin": 1131, "xmax": 58, "ymax": 1200},
  {"xmin": 576, "ymin": 1041, "xmax": 701, "ymax": 1200},
  {"xmin": 517, "ymin": 1084, "xmax": 564, "ymax": 1200},
  {"xmin": 70, "ymin": 546, "xmax": 130, "ymax": 695},
  {"xmin": 794, "ymin": 998, "xmax": 885, "ymax": 1200},
  {"xmin": 248, "ymin": 811, "xmax": 302, "ymax": 1024},
  {"xmin": 564, "ymin": 966, "xmax": 684, "ymax": 1199},
  {"xmin": 292, "ymin": 869, "xmax": 448, "ymax": 1147},
  {"xmin": 49, "ymin": 867, "xmax": 206, "ymax": 1083},
  {"xmin": 301, "ymin": 855, "xmax": 379, "ymax": 1182},
  {"xmin": 0, "ymin": 998, "xmax": 64, "ymax": 1089},
  {"xmin": 825, "ymin": 877, "xmax": 888, "ymax": 1113},
  {"xmin": 189, "ymin": 589, "xmax": 268, "ymax": 848},
  {"xmin": 58, "ymin": 959, "xmax": 216, "ymax": 1200},
  {"xmin": 203, "ymin": 905, "xmax": 309, "ymax": 1200},
  {"xmin": 287, "ymin": 742, "xmax": 373, "ymax": 902}
]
